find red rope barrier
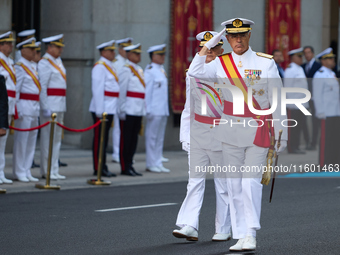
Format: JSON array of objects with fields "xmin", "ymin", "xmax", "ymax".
[
  {"xmin": 56, "ymin": 120, "xmax": 101, "ymax": 132},
  {"xmin": 9, "ymin": 121, "xmax": 50, "ymax": 131}
]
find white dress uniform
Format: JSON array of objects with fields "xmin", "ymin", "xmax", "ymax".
[
  {"xmin": 118, "ymin": 43, "xmax": 146, "ymax": 175},
  {"xmin": 38, "ymin": 34, "xmax": 67, "ymax": 178},
  {"xmin": 89, "ymin": 40, "xmax": 119, "ymax": 175},
  {"xmin": 111, "ymin": 38, "xmax": 133, "ymax": 162},
  {"xmin": 13, "ymin": 38, "xmax": 40, "ymax": 181},
  {"xmin": 175, "ymin": 31, "xmax": 231, "ymax": 238},
  {"xmin": 0, "ymin": 31, "xmax": 16, "ymax": 183},
  {"xmin": 144, "ymin": 44, "xmax": 169, "ymax": 171},
  {"xmin": 313, "ymin": 48, "xmax": 340, "ymax": 166},
  {"xmin": 188, "ymin": 22, "xmax": 287, "ymax": 241}
]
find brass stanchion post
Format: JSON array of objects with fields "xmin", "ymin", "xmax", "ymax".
[
  {"xmin": 0, "ymin": 189, "xmax": 6, "ymax": 194},
  {"xmin": 36, "ymin": 113, "xmax": 61, "ymax": 190},
  {"xmin": 87, "ymin": 112, "xmax": 111, "ymax": 185}
]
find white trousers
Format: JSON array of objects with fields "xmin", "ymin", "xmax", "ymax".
[
  {"xmin": 176, "ymin": 147, "xmax": 231, "ymax": 234},
  {"xmin": 145, "ymin": 115, "xmax": 167, "ymax": 168},
  {"xmin": 13, "ymin": 116, "xmax": 39, "ymax": 179},
  {"xmin": 40, "ymin": 112, "xmax": 64, "ymax": 176},
  {"xmin": 222, "ymin": 142, "xmax": 268, "ymax": 239},
  {"xmin": 112, "ymin": 113, "xmax": 120, "ymax": 160},
  {"xmin": 0, "ymin": 115, "xmax": 11, "ymax": 179}
]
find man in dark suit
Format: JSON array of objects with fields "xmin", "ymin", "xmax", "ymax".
[
  {"xmin": 272, "ymin": 49, "xmax": 285, "ymax": 78},
  {"xmin": 0, "ymin": 75, "xmax": 8, "ymax": 136},
  {"xmin": 302, "ymin": 46, "xmax": 322, "ymax": 150}
]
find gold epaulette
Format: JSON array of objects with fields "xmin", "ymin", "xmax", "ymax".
[
  {"xmin": 319, "ymin": 69, "xmax": 324, "ymax": 72},
  {"xmin": 185, "ymin": 68, "xmax": 188, "ymax": 72},
  {"xmin": 15, "ymin": 62, "xmax": 22, "ymax": 66},
  {"xmin": 256, "ymin": 52, "xmax": 273, "ymax": 59},
  {"xmin": 219, "ymin": 52, "xmax": 232, "ymax": 57},
  {"xmin": 124, "ymin": 64, "xmax": 130, "ymax": 67},
  {"xmin": 148, "ymin": 65, "xmax": 152, "ymax": 69},
  {"xmin": 112, "ymin": 59, "xmax": 117, "ymax": 63}
]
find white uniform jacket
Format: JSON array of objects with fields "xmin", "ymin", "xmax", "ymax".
[
  {"xmin": 284, "ymin": 62, "xmax": 309, "ymax": 109},
  {"xmin": 15, "ymin": 57, "xmax": 40, "ymax": 117},
  {"xmin": 144, "ymin": 62, "xmax": 169, "ymax": 116},
  {"xmin": 38, "ymin": 53, "xmax": 67, "ymax": 112},
  {"xmin": 312, "ymin": 66, "xmax": 340, "ymax": 118},
  {"xmin": 188, "ymin": 47, "xmax": 288, "ymax": 147},
  {"xmin": 118, "ymin": 60, "xmax": 146, "ymax": 116},
  {"xmin": 89, "ymin": 56, "xmax": 120, "ymax": 115},
  {"xmin": 0, "ymin": 52, "xmax": 16, "ymax": 115},
  {"xmin": 179, "ymin": 73, "xmax": 192, "ymax": 144},
  {"xmin": 113, "ymin": 54, "xmax": 127, "ymax": 72}
]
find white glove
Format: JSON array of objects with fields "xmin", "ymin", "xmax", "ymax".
[
  {"xmin": 182, "ymin": 142, "xmax": 190, "ymax": 152},
  {"xmin": 204, "ymin": 28, "xmax": 225, "ymax": 50},
  {"xmin": 275, "ymin": 140, "xmax": 287, "ymax": 155},
  {"xmin": 42, "ymin": 109, "xmax": 52, "ymax": 118},
  {"xmin": 119, "ymin": 113, "xmax": 126, "ymax": 121},
  {"xmin": 316, "ymin": 113, "xmax": 326, "ymax": 119}
]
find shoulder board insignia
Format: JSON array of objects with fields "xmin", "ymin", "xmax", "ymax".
[
  {"xmin": 15, "ymin": 62, "xmax": 22, "ymax": 66},
  {"xmin": 256, "ymin": 52, "xmax": 273, "ymax": 59},
  {"xmin": 96, "ymin": 61, "xmax": 104, "ymax": 65},
  {"xmin": 148, "ymin": 65, "xmax": 152, "ymax": 69},
  {"xmin": 112, "ymin": 59, "xmax": 117, "ymax": 63},
  {"xmin": 124, "ymin": 64, "xmax": 130, "ymax": 67},
  {"xmin": 219, "ymin": 52, "xmax": 232, "ymax": 57},
  {"xmin": 319, "ymin": 69, "xmax": 324, "ymax": 72},
  {"xmin": 185, "ymin": 68, "xmax": 188, "ymax": 72}
]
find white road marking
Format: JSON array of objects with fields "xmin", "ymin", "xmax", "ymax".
[{"xmin": 95, "ymin": 203, "xmax": 178, "ymax": 212}]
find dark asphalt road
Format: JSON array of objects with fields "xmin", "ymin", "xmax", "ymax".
[{"xmin": 0, "ymin": 178, "xmax": 340, "ymax": 255}]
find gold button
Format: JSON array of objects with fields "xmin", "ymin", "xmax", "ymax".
[
  {"xmin": 237, "ymin": 119, "xmax": 240, "ymax": 122},
  {"xmin": 210, "ymin": 126, "xmax": 213, "ymax": 129}
]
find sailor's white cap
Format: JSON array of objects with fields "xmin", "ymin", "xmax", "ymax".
[
  {"xmin": 16, "ymin": 37, "xmax": 38, "ymax": 49},
  {"xmin": 288, "ymin": 47, "xmax": 304, "ymax": 56},
  {"xmin": 124, "ymin": 43, "xmax": 142, "ymax": 53},
  {"xmin": 316, "ymin": 47, "xmax": 336, "ymax": 59},
  {"xmin": 147, "ymin": 44, "xmax": 166, "ymax": 54},
  {"xmin": 42, "ymin": 34, "xmax": 65, "ymax": 47},
  {"xmin": 96, "ymin": 40, "xmax": 116, "ymax": 50},
  {"xmin": 196, "ymin": 31, "xmax": 226, "ymax": 47},
  {"xmin": 221, "ymin": 18, "xmax": 254, "ymax": 34},
  {"xmin": 0, "ymin": 31, "xmax": 15, "ymax": 43},
  {"xmin": 116, "ymin": 37, "xmax": 133, "ymax": 47}
]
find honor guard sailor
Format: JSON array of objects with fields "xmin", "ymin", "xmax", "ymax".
[
  {"xmin": 188, "ymin": 18, "xmax": 288, "ymax": 251},
  {"xmin": 15, "ymin": 29, "xmax": 36, "ymax": 63},
  {"xmin": 0, "ymin": 31, "xmax": 16, "ymax": 184},
  {"xmin": 111, "ymin": 37, "xmax": 133, "ymax": 164},
  {"xmin": 173, "ymin": 31, "xmax": 232, "ymax": 242},
  {"xmin": 312, "ymin": 48, "xmax": 340, "ymax": 167},
  {"xmin": 284, "ymin": 48, "xmax": 309, "ymax": 154},
  {"xmin": 39, "ymin": 34, "xmax": 67, "ymax": 180},
  {"xmin": 13, "ymin": 38, "xmax": 40, "ymax": 182},
  {"xmin": 144, "ymin": 44, "xmax": 170, "ymax": 173},
  {"xmin": 118, "ymin": 43, "xmax": 145, "ymax": 176},
  {"xmin": 89, "ymin": 40, "xmax": 119, "ymax": 177}
]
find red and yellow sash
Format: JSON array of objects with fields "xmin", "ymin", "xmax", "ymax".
[
  {"xmin": 43, "ymin": 57, "xmax": 67, "ymax": 81},
  {"xmin": 127, "ymin": 65, "xmax": 145, "ymax": 87},
  {"xmin": 16, "ymin": 62, "xmax": 41, "ymax": 92},
  {"xmin": 0, "ymin": 59, "xmax": 16, "ymax": 84},
  {"xmin": 95, "ymin": 61, "xmax": 119, "ymax": 83},
  {"xmin": 219, "ymin": 53, "xmax": 273, "ymax": 148}
]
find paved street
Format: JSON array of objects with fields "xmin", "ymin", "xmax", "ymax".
[{"xmin": 1, "ymin": 177, "xmax": 340, "ymax": 255}]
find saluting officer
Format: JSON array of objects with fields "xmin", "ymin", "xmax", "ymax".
[
  {"xmin": 284, "ymin": 48, "xmax": 309, "ymax": 154},
  {"xmin": 144, "ymin": 44, "xmax": 170, "ymax": 173},
  {"xmin": 13, "ymin": 38, "xmax": 40, "ymax": 182},
  {"xmin": 0, "ymin": 31, "xmax": 16, "ymax": 184},
  {"xmin": 89, "ymin": 40, "xmax": 119, "ymax": 177},
  {"xmin": 312, "ymin": 48, "xmax": 340, "ymax": 167},
  {"xmin": 15, "ymin": 29, "xmax": 36, "ymax": 63},
  {"xmin": 188, "ymin": 18, "xmax": 288, "ymax": 251},
  {"xmin": 173, "ymin": 31, "xmax": 231, "ymax": 242},
  {"xmin": 39, "ymin": 34, "xmax": 67, "ymax": 180},
  {"xmin": 111, "ymin": 37, "xmax": 133, "ymax": 164},
  {"xmin": 118, "ymin": 43, "xmax": 145, "ymax": 176}
]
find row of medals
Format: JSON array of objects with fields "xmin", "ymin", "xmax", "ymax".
[{"xmin": 244, "ymin": 69, "xmax": 262, "ymax": 86}]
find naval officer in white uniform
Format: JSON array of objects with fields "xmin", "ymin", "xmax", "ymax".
[
  {"xmin": 313, "ymin": 47, "xmax": 340, "ymax": 167},
  {"xmin": 144, "ymin": 44, "xmax": 170, "ymax": 173},
  {"xmin": 39, "ymin": 34, "xmax": 67, "ymax": 180},
  {"xmin": 13, "ymin": 38, "xmax": 40, "ymax": 182},
  {"xmin": 173, "ymin": 31, "xmax": 232, "ymax": 242},
  {"xmin": 188, "ymin": 18, "xmax": 288, "ymax": 251},
  {"xmin": 0, "ymin": 31, "xmax": 16, "ymax": 184},
  {"xmin": 111, "ymin": 37, "xmax": 133, "ymax": 163}
]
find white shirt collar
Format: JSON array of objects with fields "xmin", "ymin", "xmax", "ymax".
[
  {"xmin": 99, "ymin": 56, "xmax": 113, "ymax": 66},
  {"xmin": 0, "ymin": 51, "xmax": 10, "ymax": 62}
]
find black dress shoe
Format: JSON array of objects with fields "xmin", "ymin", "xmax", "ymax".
[
  {"xmin": 93, "ymin": 170, "xmax": 117, "ymax": 177},
  {"xmin": 289, "ymin": 149, "xmax": 306, "ymax": 154},
  {"xmin": 121, "ymin": 169, "xmax": 136, "ymax": 176},
  {"xmin": 31, "ymin": 161, "xmax": 40, "ymax": 168},
  {"xmin": 305, "ymin": 145, "xmax": 316, "ymax": 151},
  {"xmin": 130, "ymin": 167, "xmax": 143, "ymax": 176},
  {"xmin": 58, "ymin": 160, "xmax": 68, "ymax": 167}
]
